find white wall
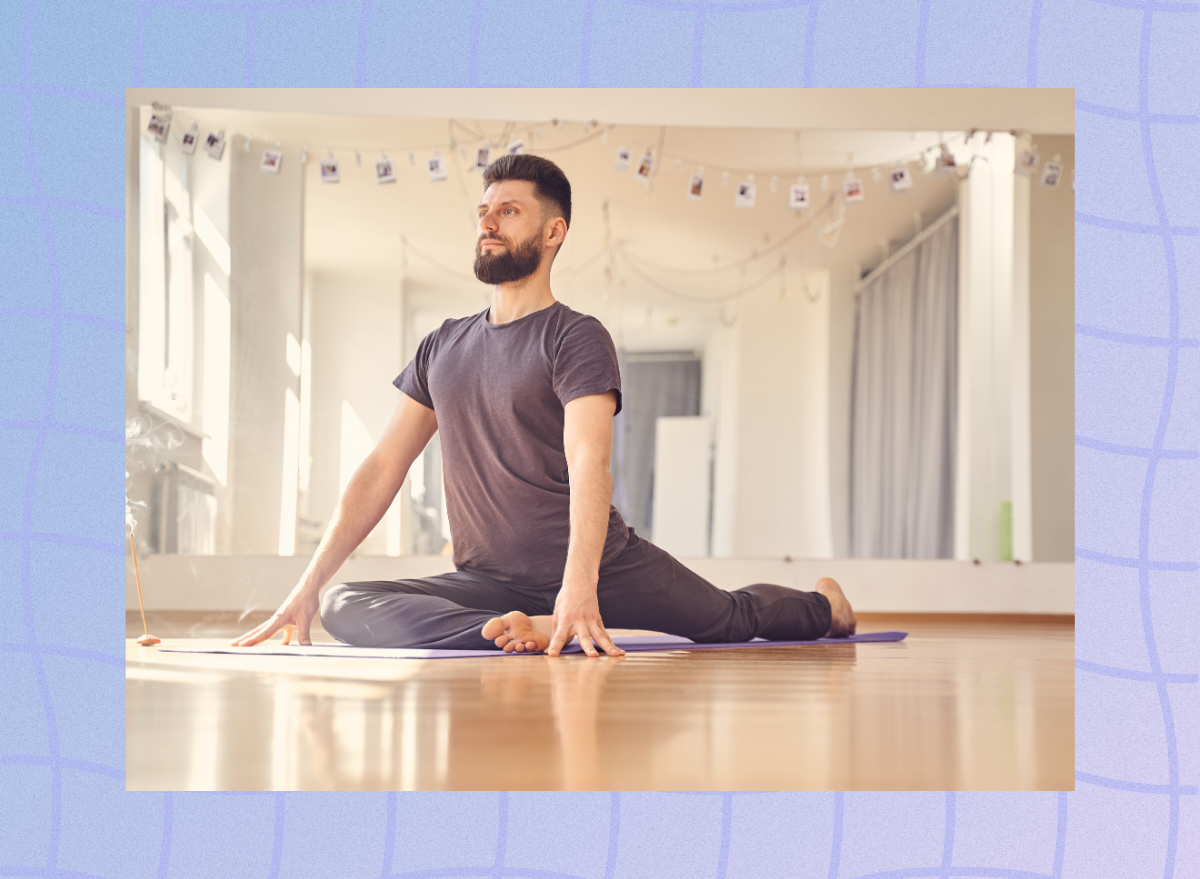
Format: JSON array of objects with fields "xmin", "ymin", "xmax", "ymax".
[
  {"xmin": 1028, "ymin": 136, "xmax": 1075, "ymax": 561},
  {"xmin": 706, "ymin": 319, "xmax": 740, "ymax": 557},
  {"xmin": 226, "ymin": 138, "xmax": 304, "ymax": 553},
  {"xmin": 730, "ymin": 270, "xmax": 833, "ymax": 558},
  {"xmin": 306, "ymin": 271, "xmax": 406, "ymax": 556},
  {"xmin": 652, "ymin": 417, "xmax": 713, "ymax": 556},
  {"xmin": 129, "ymin": 88, "xmax": 1075, "ymax": 138},
  {"xmin": 130, "ymin": 552, "xmax": 1073, "ymax": 615}
]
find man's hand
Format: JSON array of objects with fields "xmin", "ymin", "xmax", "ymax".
[
  {"xmin": 547, "ymin": 582, "xmax": 626, "ymax": 658},
  {"xmin": 230, "ymin": 581, "xmax": 320, "ymax": 647}
]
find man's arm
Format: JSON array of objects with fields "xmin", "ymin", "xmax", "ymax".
[
  {"xmin": 231, "ymin": 394, "xmax": 437, "ymax": 647},
  {"xmin": 299, "ymin": 394, "xmax": 438, "ymax": 589},
  {"xmin": 546, "ymin": 390, "xmax": 626, "ymax": 658}
]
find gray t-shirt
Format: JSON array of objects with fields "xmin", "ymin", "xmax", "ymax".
[{"xmin": 394, "ymin": 300, "xmax": 630, "ymax": 588}]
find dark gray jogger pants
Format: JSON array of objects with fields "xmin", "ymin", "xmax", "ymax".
[{"xmin": 319, "ymin": 528, "xmax": 832, "ymax": 650}]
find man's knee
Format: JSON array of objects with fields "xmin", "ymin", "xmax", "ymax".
[
  {"xmin": 320, "ymin": 581, "xmax": 431, "ymax": 648},
  {"xmin": 319, "ymin": 582, "xmax": 359, "ymax": 641}
]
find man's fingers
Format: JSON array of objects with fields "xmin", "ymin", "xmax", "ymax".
[
  {"xmin": 577, "ymin": 629, "xmax": 598, "ymax": 657},
  {"xmin": 244, "ymin": 617, "xmax": 284, "ymax": 647},
  {"xmin": 546, "ymin": 627, "xmax": 568, "ymax": 657},
  {"xmin": 591, "ymin": 626, "xmax": 625, "ymax": 657}
]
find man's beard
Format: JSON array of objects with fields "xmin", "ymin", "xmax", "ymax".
[{"xmin": 473, "ymin": 233, "xmax": 543, "ymax": 285}]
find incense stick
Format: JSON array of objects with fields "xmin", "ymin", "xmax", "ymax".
[{"xmin": 128, "ymin": 525, "xmax": 159, "ymax": 645}]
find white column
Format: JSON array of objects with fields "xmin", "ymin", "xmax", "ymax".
[
  {"xmin": 1011, "ymin": 135, "xmax": 1034, "ymax": 563},
  {"xmin": 954, "ymin": 133, "xmax": 1017, "ymax": 561}
]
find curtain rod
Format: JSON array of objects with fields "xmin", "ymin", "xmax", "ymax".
[{"xmin": 854, "ymin": 203, "xmax": 959, "ymax": 294}]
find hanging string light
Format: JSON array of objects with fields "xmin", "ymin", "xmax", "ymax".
[{"xmin": 150, "ymin": 109, "xmax": 1068, "ymax": 280}]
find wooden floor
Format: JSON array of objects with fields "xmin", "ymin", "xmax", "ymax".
[{"xmin": 126, "ymin": 612, "xmax": 1073, "ymax": 791}]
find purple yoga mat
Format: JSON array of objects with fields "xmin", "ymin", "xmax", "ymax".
[
  {"xmin": 159, "ymin": 631, "xmax": 907, "ymax": 660},
  {"xmin": 560, "ymin": 631, "xmax": 908, "ymax": 655}
]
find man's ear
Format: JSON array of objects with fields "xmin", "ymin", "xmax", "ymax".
[{"xmin": 545, "ymin": 216, "xmax": 567, "ymax": 249}]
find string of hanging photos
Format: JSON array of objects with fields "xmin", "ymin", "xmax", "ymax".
[{"xmin": 144, "ymin": 104, "xmax": 1071, "ymax": 305}]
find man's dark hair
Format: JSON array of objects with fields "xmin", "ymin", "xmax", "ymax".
[{"xmin": 482, "ymin": 153, "xmax": 572, "ymax": 230}]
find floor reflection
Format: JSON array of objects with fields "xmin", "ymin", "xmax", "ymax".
[{"xmin": 126, "ymin": 618, "xmax": 1072, "ymax": 791}]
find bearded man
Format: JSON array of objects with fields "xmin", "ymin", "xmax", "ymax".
[{"xmin": 233, "ymin": 154, "xmax": 856, "ymax": 657}]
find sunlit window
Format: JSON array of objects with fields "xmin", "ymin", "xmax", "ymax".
[{"xmin": 138, "ymin": 132, "xmax": 198, "ymax": 423}]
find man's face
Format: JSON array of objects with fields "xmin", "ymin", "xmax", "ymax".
[{"xmin": 474, "ymin": 180, "xmax": 551, "ymax": 285}]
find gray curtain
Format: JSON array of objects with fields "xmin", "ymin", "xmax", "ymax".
[
  {"xmin": 850, "ymin": 216, "xmax": 958, "ymax": 558},
  {"xmin": 611, "ymin": 353, "xmax": 701, "ymax": 537}
]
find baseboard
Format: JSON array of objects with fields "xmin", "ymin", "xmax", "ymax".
[{"xmin": 127, "ymin": 554, "xmax": 1074, "ymax": 615}]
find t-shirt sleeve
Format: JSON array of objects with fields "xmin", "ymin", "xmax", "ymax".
[
  {"xmin": 552, "ymin": 317, "xmax": 623, "ymax": 416},
  {"xmin": 392, "ymin": 328, "xmax": 438, "ymax": 410}
]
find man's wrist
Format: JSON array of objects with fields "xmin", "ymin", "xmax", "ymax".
[{"xmin": 559, "ymin": 573, "xmax": 597, "ymax": 593}]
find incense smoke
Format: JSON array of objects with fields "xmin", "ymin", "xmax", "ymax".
[{"xmin": 125, "ymin": 414, "xmax": 185, "ymax": 542}]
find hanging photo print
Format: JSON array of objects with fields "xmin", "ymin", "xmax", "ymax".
[
  {"xmin": 843, "ymin": 177, "xmax": 864, "ymax": 203},
  {"xmin": 635, "ymin": 149, "xmax": 654, "ymax": 182},
  {"xmin": 204, "ymin": 129, "xmax": 226, "ymax": 160},
  {"xmin": 428, "ymin": 154, "xmax": 448, "ymax": 182},
  {"xmin": 687, "ymin": 170, "xmax": 705, "ymax": 200},
  {"xmin": 376, "ymin": 156, "xmax": 396, "ymax": 184},
  {"xmin": 1015, "ymin": 147, "xmax": 1039, "ymax": 176},
  {"xmin": 320, "ymin": 157, "xmax": 339, "ymax": 183},
  {"xmin": 614, "ymin": 146, "xmax": 632, "ymax": 172},
  {"xmin": 735, "ymin": 180, "xmax": 756, "ymax": 208},
  {"xmin": 506, "ymin": 139, "xmax": 526, "ymax": 156},
  {"xmin": 890, "ymin": 166, "xmax": 913, "ymax": 192},
  {"xmin": 1041, "ymin": 156, "xmax": 1063, "ymax": 187},
  {"xmin": 261, "ymin": 149, "xmax": 282, "ymax": 174},
  {"xmin": 934, "ymin": 146, "xmax": 957, "ymax": 177},
  {"xmin": 180, "ymin": 123, "xmax": 198, "ymax": 156},
  {"xmin": 789, "ymin": 180, "xmax": 810, "ymax": 210},
  {"xmin": 147, "ymin": 110, "xmax": 171, "ymax": 142},
  {"xmin": 474, "ymin": 145, "xmax": 491, "ymax": 172}
]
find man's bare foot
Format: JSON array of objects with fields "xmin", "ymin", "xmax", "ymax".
[
  {"xmin": 481, "ymin": 611, "xmax": 554, "ymax": 653},
  {"xmin": 816, "ymin": 578, "xmax": 857, "ymax": 637}
]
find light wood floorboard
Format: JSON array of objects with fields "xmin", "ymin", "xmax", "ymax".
[{"xmin": 126, "ymin": 613, "xmax": 1073, "ymax": 791}]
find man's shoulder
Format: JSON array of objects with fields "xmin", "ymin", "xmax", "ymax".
[{"xmin": 551, "ymin": 302, "xmax": 611, "ymax": 341}]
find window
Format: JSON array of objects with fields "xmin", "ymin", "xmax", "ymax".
[{"xmin": 138, "ymin": 132, "xmax": 197, "ymax": 425}]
